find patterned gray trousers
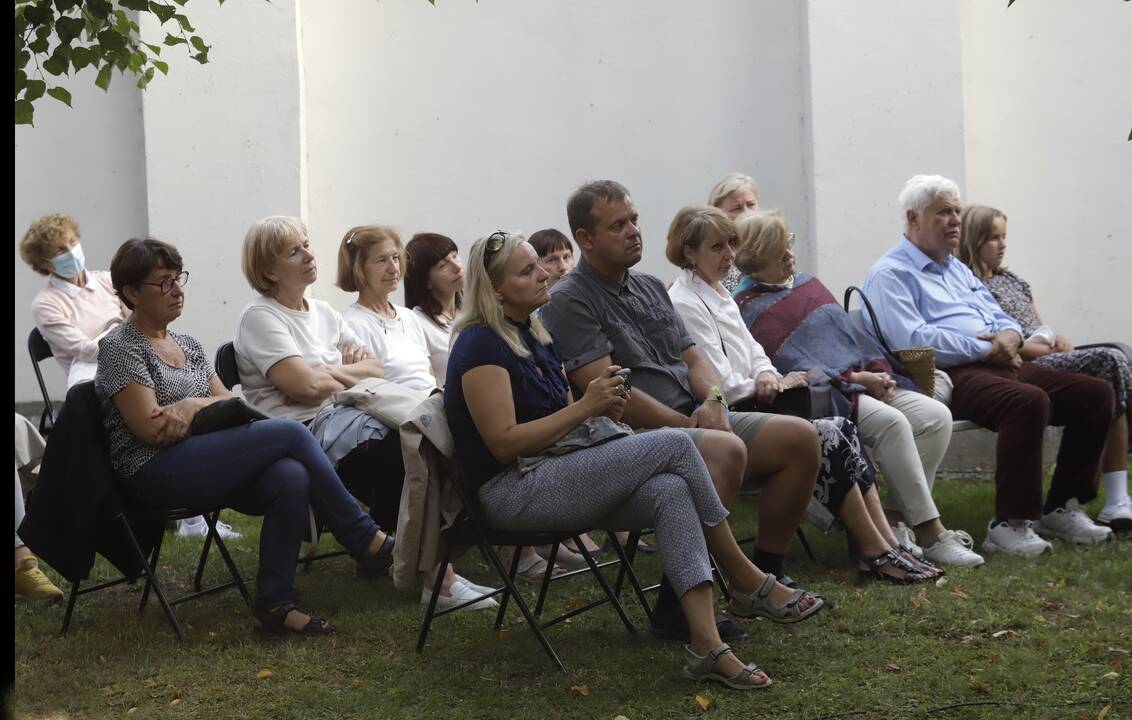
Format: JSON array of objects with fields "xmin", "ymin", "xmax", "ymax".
[{"xmin": 478, "ymin": 428, "xmax": 728, "ymax": 597}]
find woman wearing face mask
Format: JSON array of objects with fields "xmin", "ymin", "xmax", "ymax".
[
  {"xmin": 19, "ymin": 214, "xmax": 238, "ymax": 540},
  {"xmin": 959, "ymin": 205, "xmax": 1132, "ymax": 532},
  {"xmin": 20, "ymin": 213, "xmax": 129, "ymax": 388}
]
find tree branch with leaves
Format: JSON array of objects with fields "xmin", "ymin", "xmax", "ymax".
[{"xmin": 14, "ymin": 0, "xmax": 222, "ymax": 125}]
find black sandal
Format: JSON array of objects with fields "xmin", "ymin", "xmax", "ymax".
[
  {"xmin": 255, "ymin": 603, "xmax": 335, "ymax": 636},
  {"xmin": 355, "ymin": 534, "xmax": 395, "ymax": 579},
  {"xmin": 858, "ymin": 549, "xmax": 933, "ymax": 585}
]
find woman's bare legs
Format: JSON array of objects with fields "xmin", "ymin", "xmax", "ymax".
[
  {"xmin": 683, "ymin": 582, "xmax": 770, "ymax": 685},
  {"xmin": 743, "ymin": 417, "xmax": 820, "ymax": 554},
  {"xmin": 1102, "ymin": 412, "xmax": 1129, "ymax": 473},
  {"xmin": 702, "ymin": 520, "xmax": 819, "ymax": 610}
]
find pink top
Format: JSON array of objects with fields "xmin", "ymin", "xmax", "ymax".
[{"xmin": 31, "ymin": 271, "xmax": 129, "ymax": 375}]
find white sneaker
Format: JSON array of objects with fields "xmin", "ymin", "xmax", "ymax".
[
  {"xmin": 982, "ymin": 519, "xmax": 1053, "ymax": 556},
  {"xmin": 891, "ymin": 522, "xmax": 923, "ymax": 559},
  {"xmin": 922, "ymin": 529, "xmax": 985, "ymax": 568},
  {"xmin": 1097, "ymin": 498, "xmax": 1132, "ymax": 533},
  {"xmin": 454, "ymin": 574, "xmax": 497, "ymax": 597},
  {"xmin": 421, "ymin": 580, "xmax": 499, "ymax": 611},
  {"xmin": 1039, "ymin": 500, "xmax": 1114, "ymax": 544},
  {"xmin": 174, "ymin": 515, "xmax": 243, "ymax": 540}
]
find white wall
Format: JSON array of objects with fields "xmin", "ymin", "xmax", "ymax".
[
  {"xmin": 961, "ymin": 0, "xmax": 1132, "ymax": 345},
  {"xmin": 140, "ymin": 0, "xmax": 306, "ymax": 362},
  {"xmin": 299, "ymin": 0, "xmax": 812, "ymax": 307},
  {"xmin": 804, "ymin": 0, "xmax": 966, "ymax": 298},
  {"xmin": 14, "ymin": 68, "xmax": 148, "ymax": 403}
]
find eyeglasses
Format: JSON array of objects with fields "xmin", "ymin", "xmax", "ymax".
[
  {"xmin": 140, "ymin": 270, "xmax": 189, "ymax": 294},
  {"xmin": 483, "ymin": 231, "xmax": 508, "ymax": 269}
]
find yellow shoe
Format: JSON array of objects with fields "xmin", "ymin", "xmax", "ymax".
[{"xmin": 15, "ymin": 556, "xmax": 64, "ymax": 602}]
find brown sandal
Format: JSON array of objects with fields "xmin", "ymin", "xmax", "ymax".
[{"xmin": 255, "ymin": 603, "xmax": 335, "ymax": 636}]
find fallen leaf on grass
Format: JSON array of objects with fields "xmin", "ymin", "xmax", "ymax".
[
  {"xmin": 694, "ymin": 694, "xmax": 710, "ymax": 711},
  {"xmin": 126, "ymin": 708, "xmax": 138, "ymax": 716},
  {"xmin": 614, "ymin": 716, "xmax": 630, "ymax": 720},
  {"xmin": 570, "ymin": 685, "xmax": 590, "ymax": 697},
  {"xmin": 144, "ymin": 679, "xmax": 157, "ymax": 688},
  {"xmin": 1032, "ymin": 613, "xmax": 1046, "ymax": 624},
  {"xmin": 565, "ymin": 599, "xmax": 579, "ymax": 610},
  {"xmin": 910, "ymin": 587, "xmax": 929, "ymax": 608},
  {"xmin": 935, "ymin": 576, "xmax": 948, "ymax": 587},
  {"xmin": 170, "ymin": 698, "xmax": 181, "ymax": 706},
  {"xmin": 885, "ymin": 663, "xmax": 901, "ymax": 672},
  {"xmin": 256, "ymin": 669, "xmax": 273, "ymax": 679},
  {"xmin": 990, "ymin": 630, "xmax": 1016, "ymax": 639},
  {"xmin": 1100, "ymin": 671, "xmax": 1120, "ymax": 681},
  {"xmin": 1098, "ymin": 704, "xmax": 1111, "ymax": 720},
  {"xmin": 1110, "ymin": 659, "xmax": 1125, "ymax": 672},
  {"xmin": 950, "ymin": 590, "xmax": 970, "ymax": 600},
  {"xmin": 960, "ymin": 635, "xmax": 978, "ymax": 645},
  {"xmin": 1108, "ymin": 647, "xmax": 1129, "ymax": 654},
  {"xmin": 498, "ymin": 628, "xmax": 510, "ymax": 639}
]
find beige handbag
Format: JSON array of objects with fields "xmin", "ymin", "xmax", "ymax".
[{"xmin": 844, "ymin": 286, "xmax": 936, "ymax": 397}]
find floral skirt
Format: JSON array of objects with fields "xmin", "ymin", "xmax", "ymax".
[
  {"xmin": 1035, "ymin": 346, "xmax": 1131, "ymax": 424},
  {"xmin": 811, "ymin": 416, "xmax": 876, "ymax": 519}
]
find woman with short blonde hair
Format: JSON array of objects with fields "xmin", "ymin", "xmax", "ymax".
[{"xmin": 707, "ymin": 173, "xmax": 760, "ymax": 292}]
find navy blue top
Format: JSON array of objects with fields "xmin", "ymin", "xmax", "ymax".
[{"xmin": 445, "ymin": 320, "xmax": 570, "ymax": 491}]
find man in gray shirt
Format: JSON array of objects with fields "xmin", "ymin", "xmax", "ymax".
[{"xmin": 542, "ymin": 180, "xmax": 822, "ymax": 640}]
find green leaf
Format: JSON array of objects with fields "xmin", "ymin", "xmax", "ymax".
[
  {"xmin": 163, "ymin": 32, "xmax": 187, "ymax": 46},
  {"xmin": 86, "ymin": 0, "xmax": 112, "ymax": 19},
  {"xmin": 28, "ymin": 37, "xmax": 50, "ymax": 54},
  {"xmin": 15, "ymin": 98, "xmax": 35, "ymax": 125},
  {"xmin": 54, "ymin": 15, "xmax": 85, "ymax": 43},
  {"xmin": 47, "ymin": 86, "xmax": 72, "ymax": 106},
  {"xmin": 190, "ymin": 50, "xmax": 208, "ymax": 64},
  {"xmin": 129, "ymin": 50, "xmax": 147, "ymax": 72},
  {"xmin": 144, "ymin": 42, "xmax": 162, "ymax": 55},
  {"xmin": 43, "ymin": 51, "xmax": 69, "ymax": 76},
  {"xmin": 25, "ymin": 79, "xmax": 47, "ymax": 101},
  {"xmin": 152, "ymin": 59, "xmax": 169, "ymax": 75},
  {"xmin": 96, "ymin": 28, "xmax": 126, "ymax": 52},
  {"xmin": 70, "ymin": 45, "xmax": 91, "ymax": 70},
  {"xmin": 119, "ymin": 0, "xmax": 149, "ymax": 10},
  {"xmin": 189, "ymin": 35, "xmax": 209, "ymax": 52},
  {"xmin": 95, "ymin": 63, "xmax": 112, "ymax": 91},
  {"xmin": 173, "ymin": 13, "xmax": 195, "ymax": 32},
  {"xmin": 136, "ymin": 66, "xmax": 155, "ymax": 89},
  {"xmin": 149, "ymin": 2, "xmax": 176, "ymax": 23},
  {"xmin": 53, "ymin": 0, "xmax": 79, "ymax": 11},
  {"xmin": 14, "ymin": 68, "xmax": 29, "ymax": 93}
]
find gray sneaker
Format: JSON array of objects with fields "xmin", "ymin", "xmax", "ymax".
[{"xmin": 1038, "ymin": 500, "xmax": 1113, "ymax": 544}]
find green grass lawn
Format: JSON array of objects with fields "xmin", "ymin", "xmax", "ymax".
[{"xmin": 11, "ymin": 471, "xmax": 1132, "ymax": 720}]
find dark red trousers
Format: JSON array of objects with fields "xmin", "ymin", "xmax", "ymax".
[{"xmin": 946, "ymin": 361, "xmax": 1114, "ymax": 521}]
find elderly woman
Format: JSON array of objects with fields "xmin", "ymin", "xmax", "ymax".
[
  {"xmin": 95, "ymin": 237, "xmax": 393, "ymax": 635},
  {"xmin": 404, "ymin": 233, "xmax": 464, "ymax": 388},
  {"xmin": 234, "ymin": 216, "xmax": 404, "ymax": 546},
  {"xmin": 707, "ymin": 173, "xmax": 760, "ymax": 292},
  {"xmin": 667, "ymin": 206, "xmax": 946, "ymax": 580},
  {"xmin": 336, "ymin": 224, "xmax": 500, "ymax": 609},
  {"xmin": 731, "ymin": 210, "xmax": 984, "ymax": 567},
  {"xmin": 19, "ymin": 213, "xmax": 234, "ymax": 540},
  {"xmin": 448, "ymin": 231, "xmax": 825, "ymax": 690},
  {"xmin": 960, "ymin": 205, "xmax": 1132, "ymax": 532}
]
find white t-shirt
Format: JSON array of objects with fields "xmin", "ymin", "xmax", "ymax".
[
  {"xmin": 234, "ymin": 295, "xmax": 361, "ymax": 421},
  {"xmin": 411, "ymin": 306, "xmax": 453, "ymax": 389},
  {"xmin": 668, "ymin": 268, "xmax": 780, "ymax": 405},
  {"xmin": 343, "ymin": 302, "xmax": 436, "ymax": 395}
]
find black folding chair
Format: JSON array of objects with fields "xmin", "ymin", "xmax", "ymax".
[
  {"xmin": 28, "ymin": 328, "xmax": 57, "ymax": 437},
  {"xmin": 417, "ymin": 447, "xmax": 652, "ymax": 671}
]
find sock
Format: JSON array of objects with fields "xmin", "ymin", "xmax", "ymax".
[
  {"xmin": 751, "ymin": 548, "xmax": 784, "ymax": 579},
  {"xmin": 1102, "ymin": 470, "xmax": 1130, "ymax": 508}
]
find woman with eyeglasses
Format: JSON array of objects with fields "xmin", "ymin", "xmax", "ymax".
[
  {"xmin": 445, "ymin": 231, "xmax": 829, "ymax": 691},
  {"xmin": 731, "ymin": 211, "xmax": 983, "ymax": 568},
  {"xmin": 95, "ymin": 237, "xmax": 393, "ymax": 636},
  {"xmin": 667, "ymin": 206, "xmax": 949, "ymax": 582},
  {"xmin": 337, "ymin": 224, "xmax": 501, "ymax": 611}
]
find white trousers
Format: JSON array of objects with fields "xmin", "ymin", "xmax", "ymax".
[{"xmin": 855, "ymin": 389, "xmax": 953, "ymax": 526}]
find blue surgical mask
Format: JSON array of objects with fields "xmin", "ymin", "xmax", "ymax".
[{"xmin": 50, "ymin": 243, "xmax": 86, "ymax": 279}]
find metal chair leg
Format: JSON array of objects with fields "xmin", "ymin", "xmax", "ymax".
[
  {"xmin": 533, "ymin": 543, "xmax": 561, "ymax": 618},
  {"xmin": 479, "ymin": 539, "xmax": 564, "ymax": 671},
  {"xmin": 575, "ymin": 537, "xmax": 635, "ymax": 636},
  {"xmin": 605, "ymin": 532, "xmax": 653, "ymax": 623},
  {"xmin": 193, "ymin": 515, "xmax": 215, "ymax": 592},
  {"xmin": 494, "ymin": 546, "xmax": 523, "ymax": 630},
  {"xmin": 796, "ymin": 527, "xmax": 817, "ymax": 564},
  {"xmin": 416, "ymin": 547, "xmax": 453, "ymax": 653},
  {"xmin": 121, "ymin": 515, "xmax": 183, "ymax": 640},
  {"xmin": 60, "ymin": 580, "xmax": 81, "ymax": 636},
  {"xmin": 205, "ymin": 515, "xmax": 252, "ymax": 608},
  {"xmin": 138, "ymin": 532, "xmax": 164, "ymax": 613}
]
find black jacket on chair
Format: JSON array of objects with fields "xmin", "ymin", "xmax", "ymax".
[{"xmin": 17, "ymin": 382, "xmax": 164, "ymax": 583}]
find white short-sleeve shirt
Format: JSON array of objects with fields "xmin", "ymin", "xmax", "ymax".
[
  {"xmin": 343, "ymin": 302, "xmax": 436, "ymax": 395},
  {"xmin": 234, "ymin": 295, "xmax": 360, "ymax": 421},
  {"xmin": 411, "ymin": 307, "xmax": 454, "ymax": 389}
]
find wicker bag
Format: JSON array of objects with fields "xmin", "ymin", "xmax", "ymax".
[{"xmin": 843, "ymin": 286, "xmax": 936, "ymax": 397}]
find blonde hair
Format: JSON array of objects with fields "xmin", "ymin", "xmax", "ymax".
[
  {"xmin": 336, "ymin": 225, "xmax": 405, "ymax": 293},
  {"xmin": 958, "ymin": 205, "xmax": 1008, "ymax": 282},
  {"xmin": 707, "ymin": 172, "xmax": 759, "ymax": 209},
  {"xmin": 734, "ymin": 210, "xmax": 790, "ymax": 276},
  {"xmin": 452, "ymin": 231, "xmax": 552, "ymax": 358},
  {"xmin": 20, "ymin": 213, "xmax": 80, "ymax": 276},
  {"xmin": 242, "ymin": 215, "xmax": 308, "ymax": 295},
  {"xmin": 665, "ymin": 205, "xmax": 736, "ymax": 269}
]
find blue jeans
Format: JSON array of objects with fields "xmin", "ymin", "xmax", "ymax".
[{"xmin": 125, "ymin": 418, "xmax": 379, "ymax": 610}]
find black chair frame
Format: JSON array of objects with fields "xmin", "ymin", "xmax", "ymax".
[
  {"xmin": 28, "ymin": 328, "xmax": 57, "ymax": 436},
  {"xmin": 62, "ymin": 507, "xmax": 251, "ymax": 640}
]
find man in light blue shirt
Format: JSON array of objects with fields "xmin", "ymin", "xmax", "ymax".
[{"xmin": 862, "ymin": 175, "xmax": 1114, "ymax": 557}]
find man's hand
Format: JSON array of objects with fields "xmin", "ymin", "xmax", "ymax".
[
  {"xmin": 690, "ymin": 400, "xmax": 730, "ymax": 431},
  {"xmin": 1051, "ymin": 335, "xmax": 1074, "ymax": 353},
  {"xmin": 978, "ymin": 331, "xmax": 1022, "ymax": 367}
]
